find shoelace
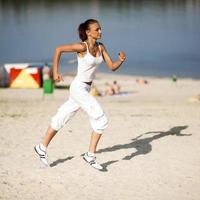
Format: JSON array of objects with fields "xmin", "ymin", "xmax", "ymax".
[{"xmin": 40, "ymin": 154, "xmax": 48, "ymax": 159}]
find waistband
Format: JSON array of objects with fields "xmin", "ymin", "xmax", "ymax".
[
  {"xmin": 72, "ymin": 78, "xmax": 92, "ymax": 88},
  {"xmin": 83, "ymin": 81, "xmax": 92, "ymax": 85}
]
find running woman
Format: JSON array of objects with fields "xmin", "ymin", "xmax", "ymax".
[{"xmin": 34, "ymin": 19, "xmax": 126, "ymax": 170}]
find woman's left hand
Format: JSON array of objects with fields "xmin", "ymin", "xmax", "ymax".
[{"xmin": 118, "ymin": 51, "xmax": 126, "ymax": 62}]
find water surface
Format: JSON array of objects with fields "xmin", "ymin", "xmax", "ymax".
[{"xmin": 0, "ymin": 0, "xmax": 200, "ymax": 78}]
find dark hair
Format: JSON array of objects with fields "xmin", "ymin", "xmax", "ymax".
[{"xmin": 78, "ymin": 19, "xmax": 99, "ymax": 41}]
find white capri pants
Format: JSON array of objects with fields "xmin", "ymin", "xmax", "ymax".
[{"xmin": 51, "ymin": 79, "xmax": 108, "ymax": 134}]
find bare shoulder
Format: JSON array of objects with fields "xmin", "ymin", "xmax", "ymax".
[
  {"xmin": 98, "ymin": 42, "xmax": 106, "ymax": 51},
  {"xmin": 77, "ymin": 42, "xmax": 88, "ymax": 53},
  {"xmin": 71, "ymin": 41, "xmax": 87, "ymax": 52},
  {"xmin": 69, "ymin": 41, "xmax": 87, "ymax": 52},
  {"xmin": 78, "ymin": 41, "xmax": 87, "ymax": 49},
  {"xmin": 56, "ymin": 41, "xmax": 87, "ymax": 53}
]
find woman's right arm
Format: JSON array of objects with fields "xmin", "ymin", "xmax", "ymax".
[{"xmin": 53, "ymin": 42, "xmax": 86, "ymax": 82}]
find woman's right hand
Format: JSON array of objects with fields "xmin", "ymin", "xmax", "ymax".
[{"xmin": 53, "ymin": 72, "xmax": 64, "ymax": 82}]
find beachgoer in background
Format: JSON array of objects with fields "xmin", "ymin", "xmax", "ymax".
[
  {"xmin": 90, "ymin": 83, "xmax": 101, "ymax": 96},
  {"xmin": 42, "ymin": 63, "xmax": 51, "ymax": 81},
  {"xmin": 104, "ymin": 82, "xmax": 114, "ymax": 96},
  {"xmin": 112, "ymin": 80, "xmax": 120, "ymax": 94},
  {"xmin": 136, "ymin": 78, "xmax": 149, "ymax": 85},
  {"xmin": 34, "ymin": 19, "xmax": 126, "ymax": 170},
  {"xmin": 188, "ymin": 94, "xmax": 200, "ymax": 102}
]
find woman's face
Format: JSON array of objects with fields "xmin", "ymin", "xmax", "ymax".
[{"xmin": 87, "ymin": 22, "xmax": 102, "ymax": 39}]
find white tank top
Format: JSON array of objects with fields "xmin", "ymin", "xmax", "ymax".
[{"xmin": 75, "ymin": 42, "xmax": 103, "ymax": 82}]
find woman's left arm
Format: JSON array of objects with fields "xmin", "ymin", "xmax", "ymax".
[{"xmin": 101, "ymin": 44, "xmax": 126, "ymax": 71}]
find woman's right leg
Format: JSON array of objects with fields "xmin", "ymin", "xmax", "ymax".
[
  {"xmin": 42, "ymin": 126, "xmax": 57, "ymax": 148},
  {"xmin": 42, "ymin": 97, "xmax": 80, "ymax": 147},
  {"xmin": 34, "ymin": 97, "xmax": 80, "ymax": 165}
]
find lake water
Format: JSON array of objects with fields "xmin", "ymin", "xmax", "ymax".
[{"xmin": 0, "ymin": 0, "xmax": 200, "ymax": 78}]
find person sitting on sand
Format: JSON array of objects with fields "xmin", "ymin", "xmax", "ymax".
[
  {"xmin": 136, "ymin": 78, "xmax": 149, "ymax": 85},
  {"xmin": 112, "ymin": 80, "xmax": 120, "ymax": 94},
  {"xmin": 188, "ymin": 94, "xmax": 200, "ymax": 102},
  {"xmin": 90, "ymin": 83, "xmax": 101, "ymax": 96},
  {"xmin": 104, "ymin": 82, "xmax": 114, "ymax": 96}
]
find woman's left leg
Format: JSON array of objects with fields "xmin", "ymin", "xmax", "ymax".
[
  {"xmin": 89, "ymin": 131, "xmax": 102, "ymax": 153},
  {"xmin": 71, "ymin": 87, "xmax": 108, "ymax": 152},
  {"xmin": 70, "ymin": 83, "xmax": 108, "ymax": 170}
]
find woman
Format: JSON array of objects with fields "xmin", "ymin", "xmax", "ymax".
[{"xmin": 34, "ymin": 19, "xmax": 126, "ymax": 170}]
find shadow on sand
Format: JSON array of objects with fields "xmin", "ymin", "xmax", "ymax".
[
  {"xmin": 49, "ymin": 126, "xmax": 191, "ymax": 171},
  {"xmin": 98, "ymin": 125, "xmax": 191, "ymax": 172},
  {"xmin": 50, "ymin": 156, "xmax": 74, "ymax": 167}
]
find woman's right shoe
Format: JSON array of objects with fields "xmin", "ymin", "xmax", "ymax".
[
  {"xmin": 34, "ymin": 144, "xmax": 49, "ymax": 167},
  {"xmin": 83, "ymin": 152, "xmax": 103, "ymax": 170}
]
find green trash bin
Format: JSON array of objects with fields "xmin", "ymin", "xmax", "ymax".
[
  {"xmin": 171, "ymin": 75, "xmax": 177, "ymax": 83},
  {"xmin": 43, "ymin": 79, "xmax": 54, "ymax": 94}
]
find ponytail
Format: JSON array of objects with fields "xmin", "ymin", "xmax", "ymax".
[
  {"xmin": 78, "ymin": 23, "xmax": 87, "ymax": 42},
  {"xmin": 78, "ymin": 19, "xmax": 99, "ymax": 41}
]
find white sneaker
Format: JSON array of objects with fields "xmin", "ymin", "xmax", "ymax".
[
  {"xmin": 83, "ymin": 152, "xmax": 103, "ymax": 170},
  {"xmin": 34, "ymin": 144, "xmax": 49, "ymax": 167}
]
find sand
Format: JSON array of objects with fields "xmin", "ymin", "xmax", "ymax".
[{"xmin": 0, "ymin": 73, "xmax": 200, "ymax": 200}]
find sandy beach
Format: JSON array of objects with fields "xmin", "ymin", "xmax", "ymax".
[{"xmin": 0, "ymin": 73, "xmax": 200, "ymax": 200}]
